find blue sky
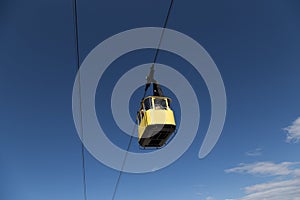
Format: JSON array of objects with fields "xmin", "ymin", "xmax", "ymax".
[{"xmin": 1, "ymin": 0, "xmax": 300, "ymax": 199}]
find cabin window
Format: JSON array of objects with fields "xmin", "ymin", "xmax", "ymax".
[
  {"xmin": 144, "ymin": 98, "xmax": 152, "ymax": 110},
  {"xmin": 154, "ymin": 98, "xmax": 167, "ymax": 110}
]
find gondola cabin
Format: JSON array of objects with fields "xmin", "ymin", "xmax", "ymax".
[{"xmin": 137, "ymin": 96, "xmax": 176, "ymax": 147}]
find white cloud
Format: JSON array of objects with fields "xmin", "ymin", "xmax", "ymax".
[
  {"xmin": 245, "ymin": 148, "xmax": 262, "ymax": 157},
  {"xmin": 225, "ymin": 161, "xmax": 299, "ymax": 176},
  {"xmin": 284, "ymin": 117, "xmax": 300, "ymax": 143},
  {"xmin": 294, "ymin": 169, "xmax": 300, "ymax": 176},
  {"xmin": 206, "ymin": 196, "xmax": 214, "ymax": 200},
  {"xmin": 239, "ymin": 182, "xmax": 300, "ymax": 200},
  {"xmin": 226, "ymin": 161, "xmax": 300, "ymax": 200},
  {"xmin": 244, "ymin": 179, "xmax": 300, "ymax": 194}
]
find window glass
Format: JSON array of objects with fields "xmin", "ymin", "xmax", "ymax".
[
  {"xmin": 154, "ymin": 98, "xmax": 167, "ymax": 110},
  {"xmin": 144, "ymin": 98, "xmax": 152, "ymax": 110}
]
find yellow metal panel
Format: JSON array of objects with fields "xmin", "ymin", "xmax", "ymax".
[
  {"xmin": 145, "ymin": 110, "xmax": 175, "ymax": 125},
  {"xmin": 138, "ymin": 109, "xmax": 176, "ymax": 140}
]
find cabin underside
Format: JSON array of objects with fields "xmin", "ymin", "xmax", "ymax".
[{"xmin": 138, "ymin": 124, "xmax": 176, "ymax": 147}]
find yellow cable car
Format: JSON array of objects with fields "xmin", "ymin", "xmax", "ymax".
[
  {"xmin": 137, "ymin": 65, "xmax": 176, "ymax": 147},
  {"xmin": 137, "ymin": 95, "xmax": 176, "ymax": 147}
]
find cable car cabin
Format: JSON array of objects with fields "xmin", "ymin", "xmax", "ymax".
[{"xmin": 137, "ymin": 96, "xmax": 176, "ymax": 148}]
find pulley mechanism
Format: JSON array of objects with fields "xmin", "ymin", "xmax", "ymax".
[{"xmin": 144, "ymin": 64, "xmax": 164, "ymax": 97}]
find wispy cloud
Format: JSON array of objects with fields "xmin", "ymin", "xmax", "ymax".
[
  {"xmin": 206, "ymin": 196, "xmax": 214, "ymax": 200},
  {"xmin": 225, "ymin": 161, "xmax": 300, "ymax": 200},
  {"xmin": 239, "ymin": 179, "xmax": 300, "ymax": 200},
  {"xmin": 245, "ymin": 148, "xmax": 262, "ymax": 157},
  {"xmin": 195, "ymin": 192, "xmax": 202, "ymax": 196},
  {"xmin": 225, "ymin": 161, "xmax": 299, "ymax": 176},
  {"xmin": 284, "ymin": 117, "xmax": 300, "ymax": 143},
  {"xmin": 243, "ymin": 179, "xmax": 300, "ymax": 194}
]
